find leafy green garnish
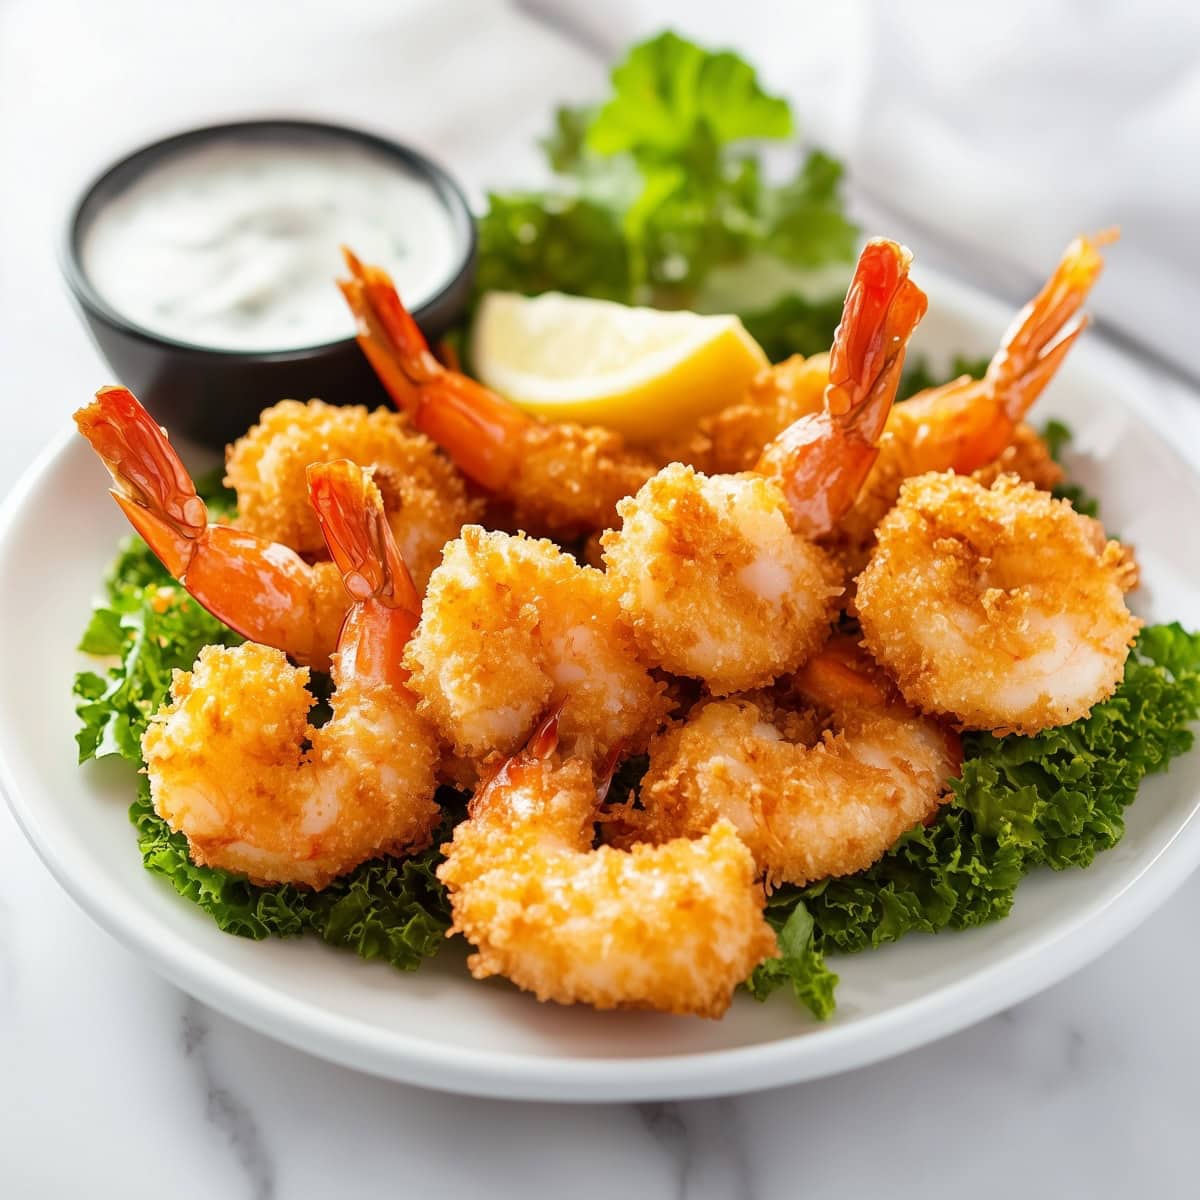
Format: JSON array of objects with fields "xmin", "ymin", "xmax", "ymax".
[
  {"xmin": 474, "ymin": 31, "xmax": 857, "ymax": 358},
  {"xmin": 1042, "ymin": 418, "xmax": 1101, "ymax": 516},
  {"xmin": 752, "ymin": 626, "xmax": 1200, "ymax": 979},
  {"xmin": 72, "ymin": 501, "xmax": 454, "ymax": 973},
  {"xmin": 73, "ymin": 510, "xmax": 1200, "ymax": 1015},
  {"xmin": 744, "ymin": 901, "xmax": 838, "ymax": 1019}
]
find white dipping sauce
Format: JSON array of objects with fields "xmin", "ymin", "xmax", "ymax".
[{"xmin": 82, "ymin": 136, "xmax": 461, "ymax": 352}]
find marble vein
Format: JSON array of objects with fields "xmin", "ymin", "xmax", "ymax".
[
  {"xmin": 639, "ymin": 1099, "xmax": 754, "ymax": 1200},
  {"xmin": 181, "ymin": 999, "xmax": 276, "ymax": 1200}
]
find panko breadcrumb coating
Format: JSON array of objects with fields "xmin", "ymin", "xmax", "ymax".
[
  {"xmin": 142, "ymin": 461, "xmax": 444, "ymax": 889},
  {"xmin": 856, "ymin": 472, "xmax": 1140, "ymax": 734},
  {"xmin": 603, "ymin": 463, "xmax": 844, "ymax": 694},
  {"xmin": 143, "ymin": 642, "xmax": 440, "ymax": 889},
  {"xmin": 225, "ymin": 399, "xmax": 480, "ymax": 588},
  {"xmin": 622, "ymin": 641, "xmax": 961, "ymax": 887},
  {"xmin": 404, "ymin": 526, "xmax": 669, "ymax": 763},
  {"xmin": 439, "ymin": 737, "xmax": 775, "ymax": 1018},
  {"xmin": 338, "ymin": 250, "xmax": 657, "ymax": 539}
]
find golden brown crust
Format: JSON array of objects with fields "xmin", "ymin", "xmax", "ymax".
[
  {"xmin": 624, "ymin": 682, "xmax": 958, "ymax": 888},
  {"xmin": 142, "ymin": 643, "xmax": 439, "ymax": 889},
  {"xmin": 404, "ymin": 527, "xmax": 670, "ymax": 763},
  {"xmin": 603, "ymin": 464, "xmax": 843, "ymax": 694},
  {"xmin": 225, "ymin": 399, "xmax": 480, "ymax": 588},
  {"xmin": 856, "ymin": 472, "xmax": 1141, "ymax": 734},
  {"xmin": 506, "ymin": 421, "xmax": 657, "ymax": 538},
  {"xmin": 970, "ymin": 422, "xmax": 1064, "ymax": 491},
  {"xmin": 439, "ymin": 757, "xmax": 775, "ymax": 1017}
]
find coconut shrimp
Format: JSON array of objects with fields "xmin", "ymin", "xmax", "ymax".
[
  {"xmin": 225, "ymin": 398, "xmax": 481, "ymax": 590},
  {"xmin": 142, "ymin": 461, "xmax": 441, "ymax": 889},
  {"xmin": 403, "ymin": 525, "xmax": 669, "ymax": 763},
  {"xmin": 338, "ymin": 249, "xmax": 657, "ymax": 538},
  {"xmin": 619, "ymin": 639, "xmax": 962, "ymax": 888},
  {"xmin": 75, "ymin": 387, "xmax": 347, "ymax": 669},
  {"xmin": 601, "ymin": 238, "xmax": 928, "ymax": 695},
  {"xmin": 438, "ymin": 709, "xmax": 776, "ymax": 1017},
  {"xmin": 856, "ymin": 471, "xmax": 1140, "ymax": 735}
]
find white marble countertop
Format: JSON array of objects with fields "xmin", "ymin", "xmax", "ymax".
[{"xmin": 3, "ymin": 2, "xmax": 1200, "ymax": 1195}]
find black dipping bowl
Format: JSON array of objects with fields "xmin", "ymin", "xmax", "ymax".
[{"xmin": 63, "ymin": 119, "xmax": 477, "ymax": 448}]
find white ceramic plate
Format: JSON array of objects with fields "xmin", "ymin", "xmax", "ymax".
[{"xmin": 2, "ymin": 270, "xmax": 1199, "ymax": 1102}]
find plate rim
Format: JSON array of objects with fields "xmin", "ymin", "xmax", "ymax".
[{"xmin": 3, "ymin": 269, "xmax": 1200, "ymax": 1102}]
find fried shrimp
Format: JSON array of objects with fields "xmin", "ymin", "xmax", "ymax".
[
  {"xmin": 75, "ymin": 387, "xmax": 347, "ymax": 669},
  {"xmin": 226, "ymin": 398, "xmax": 481, "ymax": 589},
  {"xmin": 856, "ymin": 471, "xmax": 1140, "ymax": 735},
  {"xmin": 829, "ymin": 231, "xmax": 1112, "ymax": 570},
  {"xmin": 403, "ymin": 526, "xmax": 668, "ymax": 763},
  {"xmin": 142, "ymin": 461, "xmax": 440, "ymax": 888},
  {"xmin": 338, "ymin": 249, "xmax": 657, "ymax": 538},
  {"xmin": 438, "ymin": 710, "xmax": 776, "ymax": 1017},
  {"xmin": 675, "ymin": 234, "xmax": 1108, "ymax": 568},
  {"xmin": 602, "ymin": 239, "xmax": 927, "ymax": 695},
  {"xmin": 621, "ymin": 639, "xmax": 961, "ymax": 888}
]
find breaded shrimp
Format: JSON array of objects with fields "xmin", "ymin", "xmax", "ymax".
[
  {"xmin": 677, "ymin": 233, "xmax": 1107, "ymax": 560},
  {"xmin": 142, "ymin": 461, "xmax": 441, "ymax": 888},
  {"xmin": 829, "ymin": 231, "xmax": 1112, "ymax": 571},
  {"xmin": 75, "ymin": 387, "xmax": 347, "ymax": 669},
  {"xmin": 856, "ymin": 471, "xmax": 1140, "ymax": 734},
  {"xmin": 438, "ymin": 710, "xmax": 776, "ymax": 1017},
  {"xmin": 226, "ymin": 398, "xmax": 481, "ymax": 589},
  {"xmin": 621, "ymin": 639, "xmax": 961, "ymax": 888},
  {"xmin": 338, "ymin": 249, "xmax": 657, "ymax": 538},
  {"xmin": 602, "ymin": 239, "xmax": 927, "ymax": 695},
  {"xmin": 403, "ymin": 526, "xmax": 669, "ymax": 763}
]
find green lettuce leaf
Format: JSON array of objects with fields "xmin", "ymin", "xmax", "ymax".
[
  {"xmin": 473, "ymin": 31, "xmax": 857, "ymax": 351},
  {"xmin": 72, "ymin": 493, "xmax": 454, "ymax": 974},
  {"xmin": 1042, "ymin": 418, "xmax": 1101, "ymax": 516},
  {"xmin": 586, "ymin": 31, "xmax": 792, "ymax": 162},
  {"xmin": 789, "ymin": 625, "xmax": 1200, "ymax": 956},
  {"xmin": 745, "ymin": 901, "xmax": 838, "ymax": 1019}
]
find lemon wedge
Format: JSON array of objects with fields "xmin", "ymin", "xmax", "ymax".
[{"xmin": 469, "ymin": 292, "xmax": 769, "ymax": 443}]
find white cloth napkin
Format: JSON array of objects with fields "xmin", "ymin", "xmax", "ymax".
[{"xmin": 539, "ymin": 0, "xmax": 1200, "ymax": 379}]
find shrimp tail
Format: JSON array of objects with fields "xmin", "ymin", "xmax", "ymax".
[
  {"xmin": 74, "ymin": 386, "xmax": 207, "ymax": 576},
  {"xmin": 339, "ymin": 247, "xmax": 531, "ymax": 492},
  {"xmin": 826, "ymin": 240, "xmax": 928, "ymax": 438},
  {"xmin": 987, "ymin": 229, "xmax": 1114, "ymax": 424},
  {"xmin": 76, "ymin": 387, "xmax": 337, "ymax": 666},
  {"xmin": 307, "ymin": 459, "xmax": 421, "ymax": 690},
  {"xmin": 756, "ymin": 239, "xmax": 927, "ymax": 538}
]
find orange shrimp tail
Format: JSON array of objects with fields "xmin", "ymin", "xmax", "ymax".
[
  {"xmin": 339, "ymin": 247, "xmax": 531, "ymax": 492},
  {"xmin": 76, "ymin": 388, "xmax": 333, "ymax": 664},
  {"xmin": 756, "ymin": 239, "xmax": 927, "ymax": 538},
  {"xmin": 74, "ymin": 387, "xmax": 207, "ymax": 577},
  {"xmin": 471, "ymin": 700, "xmax": 565, "ymax": 817},
  {"xmin": 307, "ymin": 460, "xmax": 420, "ymax": 690},
  {"xmin": 987, "ymin": 229, "xmax": 1114, "ymax": 425}
]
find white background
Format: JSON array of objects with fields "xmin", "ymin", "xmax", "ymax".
[{"xmin": 2, "ymin": 2, "xmax": 1199, "ymax": 1195}]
